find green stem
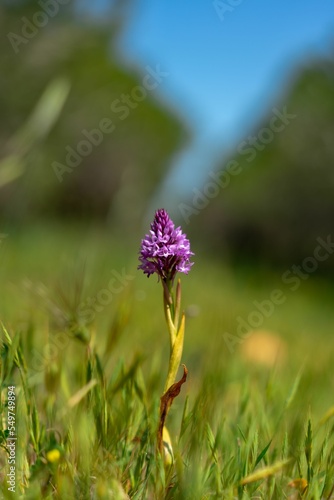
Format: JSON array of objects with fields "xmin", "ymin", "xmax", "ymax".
[
  {"xmin": 174, "ymin": 279, "xmax": 181, "ymax": 333},
  {"xmin": 164, "ymin": 313, "xmax": 185, "ymax": 393},
  {"xmin": 162, "ymin": 279, "xmax": 185, "ymax": 393}
]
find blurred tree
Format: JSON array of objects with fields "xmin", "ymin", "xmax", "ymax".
[
  {"xmin": 192, "ymin": 57, "xmax": 334, "ymax": 270},
  {"xmin": 0, "ymin": 0, "xmax": 189, "ymax": 226}
]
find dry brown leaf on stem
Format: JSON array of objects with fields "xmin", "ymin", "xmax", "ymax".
[{"xmin": 157, "ymin": 365, "xmax": 188, "ymax": 453}]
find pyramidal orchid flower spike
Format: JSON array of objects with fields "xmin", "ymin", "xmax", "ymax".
[
  {"xmin": 138, "ymin": 209, "xmax": 194, "ymax": 459},
  {"xmin": 138, "ymin": 208, "xmax": 193, "ymax": 283}
]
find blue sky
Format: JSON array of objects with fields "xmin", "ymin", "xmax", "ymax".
[{"xmin": 116, "ymin": 0, "xmax": 334, "ymax": 202}]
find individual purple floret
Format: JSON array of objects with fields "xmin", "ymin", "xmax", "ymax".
[{"xmin": 138, "ymin": 209, "xmax": 194, "ymax": 282}]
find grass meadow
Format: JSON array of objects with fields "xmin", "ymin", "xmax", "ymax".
[{"xmin": 1, "ymin": 223, "xmax": 334, "ymax": 499}]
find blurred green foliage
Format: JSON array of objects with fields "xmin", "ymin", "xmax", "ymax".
[
  {"xmin": 193, "ymin": 58, "xmax": 334, "ymax": 269},
  {"xmin": 0, "ymin": 0, "xmax": 189, "ymax": 226},
  {"xmin": 1, "ymin": 224, "xmax": 334, "ymax": 498},
  {"xmin": 2, "ymin": 1, "xmax": 333, "ymax": 272}
]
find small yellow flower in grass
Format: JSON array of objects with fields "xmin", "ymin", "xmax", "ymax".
[{"xmin": 46, "ymin": 448, "xmax": 61, "ymax": 463}]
